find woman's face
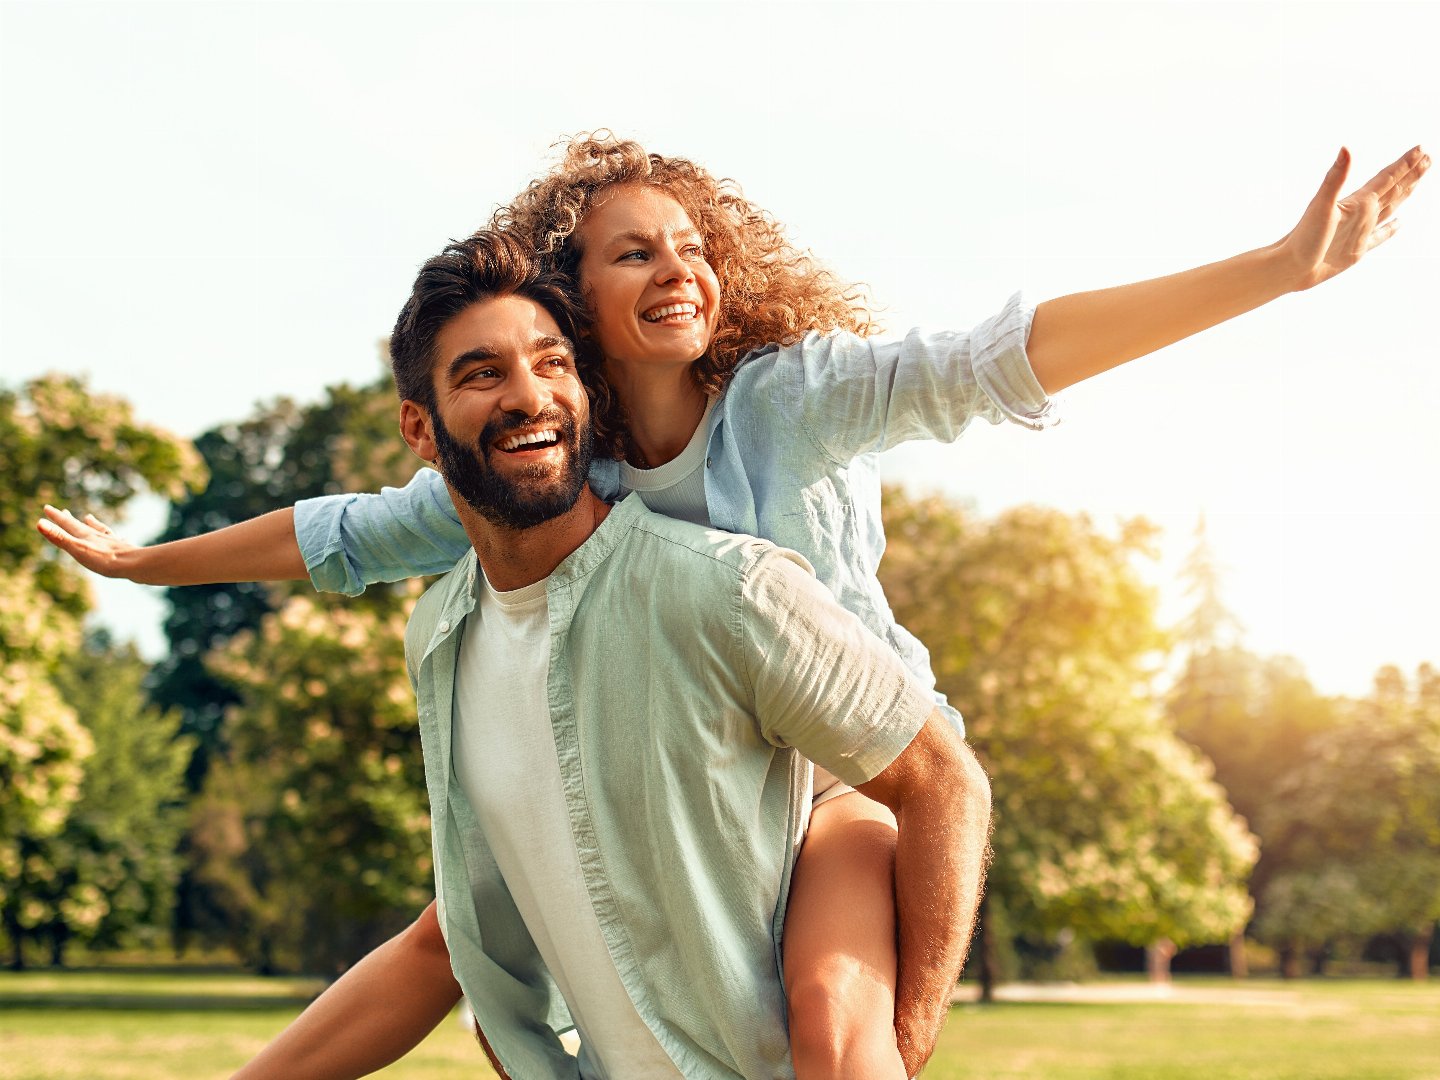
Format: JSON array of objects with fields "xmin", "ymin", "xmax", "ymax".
[{"xmin": 574, "ymin": 184, "xmax": 721, "ymax": 375}]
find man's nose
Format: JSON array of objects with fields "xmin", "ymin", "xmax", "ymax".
[{"xmin": 499, "ymin": 368, "xmax": 551, "ymax": 417}]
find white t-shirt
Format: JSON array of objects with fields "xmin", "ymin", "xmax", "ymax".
[{"xmin": 452, "ymin": 576, "xmax": 679, "ymax": 1079}]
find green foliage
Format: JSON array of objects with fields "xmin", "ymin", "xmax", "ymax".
[
  {"xmin": 1256, "ymin": 665, "xmax": 1440, "ymax": 963},
  {"xmin": 149, "ymin": 361, "xmax": 406, "ymax": 775},
  {"xmin": 0, "ymin": 376, "xmax": 204, "ymax": 968},
  {"xmin": 158, "ymin": 358, "xmax": 437, "ymax": 974},
  {"xmin": 193, "ymin": 592, "xmax": 432, "ymax": 975},
  {"xmin": 3, "ymin": 637, "xmax": 193, "ymax": 965},
  {"xmin": 879, "ymin": 491, "xmax": 1256, "ymax": 959}
]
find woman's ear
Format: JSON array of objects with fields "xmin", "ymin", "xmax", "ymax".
[{"xmin": 398, "ymin": 400, "xmax": 438, "ymax": 464}]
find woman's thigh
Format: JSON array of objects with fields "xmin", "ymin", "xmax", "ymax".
[{"xmin": 782, "ymin": 790, "xmax": 900, "ymax": 1004}]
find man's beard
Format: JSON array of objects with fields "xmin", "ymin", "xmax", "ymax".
[{"xmin": 431, "ymin": 405, "xmax": 593, "ymax": 530}]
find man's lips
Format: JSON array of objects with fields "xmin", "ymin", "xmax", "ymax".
[{"xmin": 495, "ymin": 428, "xmax": 561, "ymax": 454}]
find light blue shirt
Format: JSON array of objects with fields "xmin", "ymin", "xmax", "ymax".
[
  {"xmin": 295, "ymin": 291, "xmax": 1057, "ymax": 735},
  {"xmin": 408, "ymin": 497, "xmax": 936, "ymax": 1078}
]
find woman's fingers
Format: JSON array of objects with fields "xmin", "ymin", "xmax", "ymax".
[
  {"xmin": 1366, "ymin": 217, "xmax": 1401, "ymax": 253},
  {"xmin": 41, "ymin": 504, "xmax": 94, "ymax": 539},
  {"xmin": 1372, "ymin": 150, "xmax": 1430, "ymax": 223}
]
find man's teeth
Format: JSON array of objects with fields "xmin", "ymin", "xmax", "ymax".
[
  {"xmin": 643, "ymin": 303, "xmax": 698, "ymax": 323},
  {"xmin": 500, "ymin": 430, "xmax": 560, "ymax": 452}
]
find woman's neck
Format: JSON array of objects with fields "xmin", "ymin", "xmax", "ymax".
[{"xmin": 606, "ymin": 362, "xmax": 709, "ymax": 469}]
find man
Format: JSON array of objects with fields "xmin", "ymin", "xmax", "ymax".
[{"xmin": 386, "ymin": 229, "xmax": 991, "ymax": 1079}]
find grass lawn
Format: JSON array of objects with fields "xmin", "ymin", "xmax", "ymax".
[{"xmin": 2, "ymin": 970, "xmax": 1438, "ymax": 1078}]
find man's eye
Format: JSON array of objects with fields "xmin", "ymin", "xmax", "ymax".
[
  {"xmin": 542, "ymin": 356, "xmax": 570, "ymax": 371},
  {"xmin": 619, "ymin": 250, "xmax": 647, "ymax": 262}
]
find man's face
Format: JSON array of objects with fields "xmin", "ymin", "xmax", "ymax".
[{"xmin": 425, "ymin": 294, "xmax": 593, "ymax": 530}]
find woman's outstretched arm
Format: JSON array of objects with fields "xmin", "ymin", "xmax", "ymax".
[
  {"xmin": 1026, "ymin": 144, "xmax": 1429, "ymax": 394},
  {"xmin": 232, "ymin": 901, "xmax": 464, "ymax": 1080},
  {"xmin": 36, "ymin": 505, "xmax": 307, "ymax": 585}
]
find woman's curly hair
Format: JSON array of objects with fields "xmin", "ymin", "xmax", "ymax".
[{"xmin": 490, "ymin": 132, "xmax": 879, "ymax": 459}]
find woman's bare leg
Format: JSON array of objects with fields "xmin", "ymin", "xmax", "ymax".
[
  {"xmin": 783, "ymin": 792, "xmax": 907, "ymax": 1079},
  {"xmin": 232, "ymin": 900, "xmax": 462, "ymax": 1080}
]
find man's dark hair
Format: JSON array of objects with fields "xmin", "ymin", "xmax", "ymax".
[{"xmin": 389, "ymin": 229, "xmax": 587, "ymax": 410}]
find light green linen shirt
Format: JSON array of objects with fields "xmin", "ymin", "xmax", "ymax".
[{"xmin": 405, "ymin": 494, "xmax": 935, "ymax": 1079}]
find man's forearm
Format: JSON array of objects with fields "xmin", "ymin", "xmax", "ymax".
[
  {"xmin": 1026, "ymin": 244, "xmax": 1295, "ymax": 394},
  {"xmin": 855, "ymin": 715, "xmax": 993, "ymax": 1076},
  {"xmin": 889, "ymin": 746, "xmax": 991, "ymax": 1074}
]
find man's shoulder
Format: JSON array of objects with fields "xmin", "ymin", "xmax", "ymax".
[{"xmin": 618, "ymin": 502, "xmax": 814, "ymax": 581}]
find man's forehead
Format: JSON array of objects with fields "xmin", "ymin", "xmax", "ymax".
[{"xmin": 437, "ymin": 295, "xmax": 570, "ymax": 363}]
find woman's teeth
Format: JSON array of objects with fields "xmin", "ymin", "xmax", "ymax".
[{"xmin": 643, "ymin": 303, "xmax": 698, "ymax": 323}]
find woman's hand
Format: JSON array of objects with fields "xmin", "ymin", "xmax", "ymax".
[
  {"xmin": 35, "ymin": 504, "xmax": 307, "ymax": 586},
  {"xmin": 1278, "ymin": 145, "xmax": 1430, "ymax": 292},
  {"xmin": 37, "ymin": 506, "xmax": 150, "ymax": 581}
]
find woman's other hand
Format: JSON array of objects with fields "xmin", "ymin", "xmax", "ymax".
[{"xmin": 1279, "ymin": 145, "xmax": 1429, "ymax": 292}]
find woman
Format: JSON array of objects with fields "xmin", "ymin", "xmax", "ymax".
[{"xmin": 41, "ymin": 134, "xmax": 1427, "ymax": 1079}]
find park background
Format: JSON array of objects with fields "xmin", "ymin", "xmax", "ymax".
[{"xmin": 2, "ymin": 0, "xmax": 1438, "ymax": 1076}]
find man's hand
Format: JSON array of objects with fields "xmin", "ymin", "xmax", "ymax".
[
  {"xmin": 857, "ymin": 713, "xmax": 992, "ymax": 1077},
  {"xmin": 1278, "ymin": 145, "xmax": 1429, "ymax": 292}
]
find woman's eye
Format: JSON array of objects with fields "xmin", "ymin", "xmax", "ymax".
[
  {"xmin": 619, "ymin": 250, "xmax": 647, "ymax": 262},
  {"xmin": 681, "ymin": 244, "xmax": 704, "ymax": 258}
]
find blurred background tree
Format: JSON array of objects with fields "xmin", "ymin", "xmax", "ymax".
[
  {"xmin": 879, "ymin": 492, "xmax": 1257, "ymax": 998},
  {"xmin": 0, "ymin": 375, "xmax": 204, "ymax": 968},
  {"xmin": 1256, "ymin": 665, "xmax": 1440, "ymax": 980}
]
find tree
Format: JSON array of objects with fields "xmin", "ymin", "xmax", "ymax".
[
  {"xmin": 5, "ymin": 635, "xmax": 193, "ymax": 965},
  {"xmin": 1257, "ymin": 665, "xmax": 1440, "ymax": 980},
  {"xmin": 165, "ymin": 363, "xmax": 438, "ymax": 974},
  {"xmin": 878, "ymin": 491, "xmax": 1256, "ymax": 997},
  {"xmin": 191, "ymin": 590, "xmax": 432, "ymax": 975},
  {"xmin": 0, "ymin": 375, "xmax": 204, "ymax": 967}
]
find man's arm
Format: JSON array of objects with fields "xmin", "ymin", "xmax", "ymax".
[
  {"xmin": 1026, "ymin": 145, "xmax": 1428, "ymax": 394},
  {"xmin": 856, "ymin": 713, "xmax": 991, "ymax": 1078},
  {"xmin": 37, "ymin": 505, "xmax": 307, "ymax": 585}
]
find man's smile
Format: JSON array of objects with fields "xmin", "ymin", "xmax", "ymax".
[{"xmin": 496, "ymin": 428, "xmax": 562, "ymax": 454}]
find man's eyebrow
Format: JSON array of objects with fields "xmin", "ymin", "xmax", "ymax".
[
  {"xmin": 444, "ymin": 335, "xmax": 574, "ymax": 381},
  {"xmin": 533, "ymin": 334, "xmax": 575, "ymax": 355},
  {"xmin": 446, "ymin": 346, "xmax": 500, "ymax": 381}
]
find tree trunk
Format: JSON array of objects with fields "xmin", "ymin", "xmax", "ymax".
[
  {"xmin": 977, "ymin": 893, "xmax": 997, "ymax": 1003},
  {"xmin": 1145, "ymin": 938, "xmax": 1175, "ymax": 984},
  {"xmin": 48, "ymin": 926, "xmax": 68, "ymax": 969},
  {"xmin": 1279, "ymin": 942, "xmax": 1302, "ymax": 980},
  {"xmin": 1409, "ymin": 922, "xmax": 1434, "ymax": 981},
  {"xmin": 1228, "ymin": 932, "xmax": 1248, "ymax": 979}
]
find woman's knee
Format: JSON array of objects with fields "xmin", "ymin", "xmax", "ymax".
[{"xmin": 786, "ymin": 965, "xmax": 903, "ymax": 1077}]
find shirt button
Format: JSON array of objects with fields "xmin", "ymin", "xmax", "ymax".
[
  {"xmin": 706, "ymin": 456, "xmax": 712, "ymax": 468},
  {"xmin": 439, "ymin": 620, "xmax": 451, "ymax": 634}
]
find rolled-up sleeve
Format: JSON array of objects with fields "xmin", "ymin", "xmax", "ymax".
[
  {"xmin": 783, "ymin": 291, "xmax": 1059, "ymax": 462},
  {"xmin": 294, "ymin": 467, "xmax": 470, "ymax": 595},
  {"xmin": 737, "ymin": 550, "xmax": 934, "ymax": 787}
]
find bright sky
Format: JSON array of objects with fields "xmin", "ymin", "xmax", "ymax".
[{"xmin": 2, "ymin": 1, "xmax": 1436, "ymax": 697}]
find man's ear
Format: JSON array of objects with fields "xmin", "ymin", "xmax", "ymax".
[{"xmin": 399, "ymin": 400, "xmax": 438, "ymax": 464}]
